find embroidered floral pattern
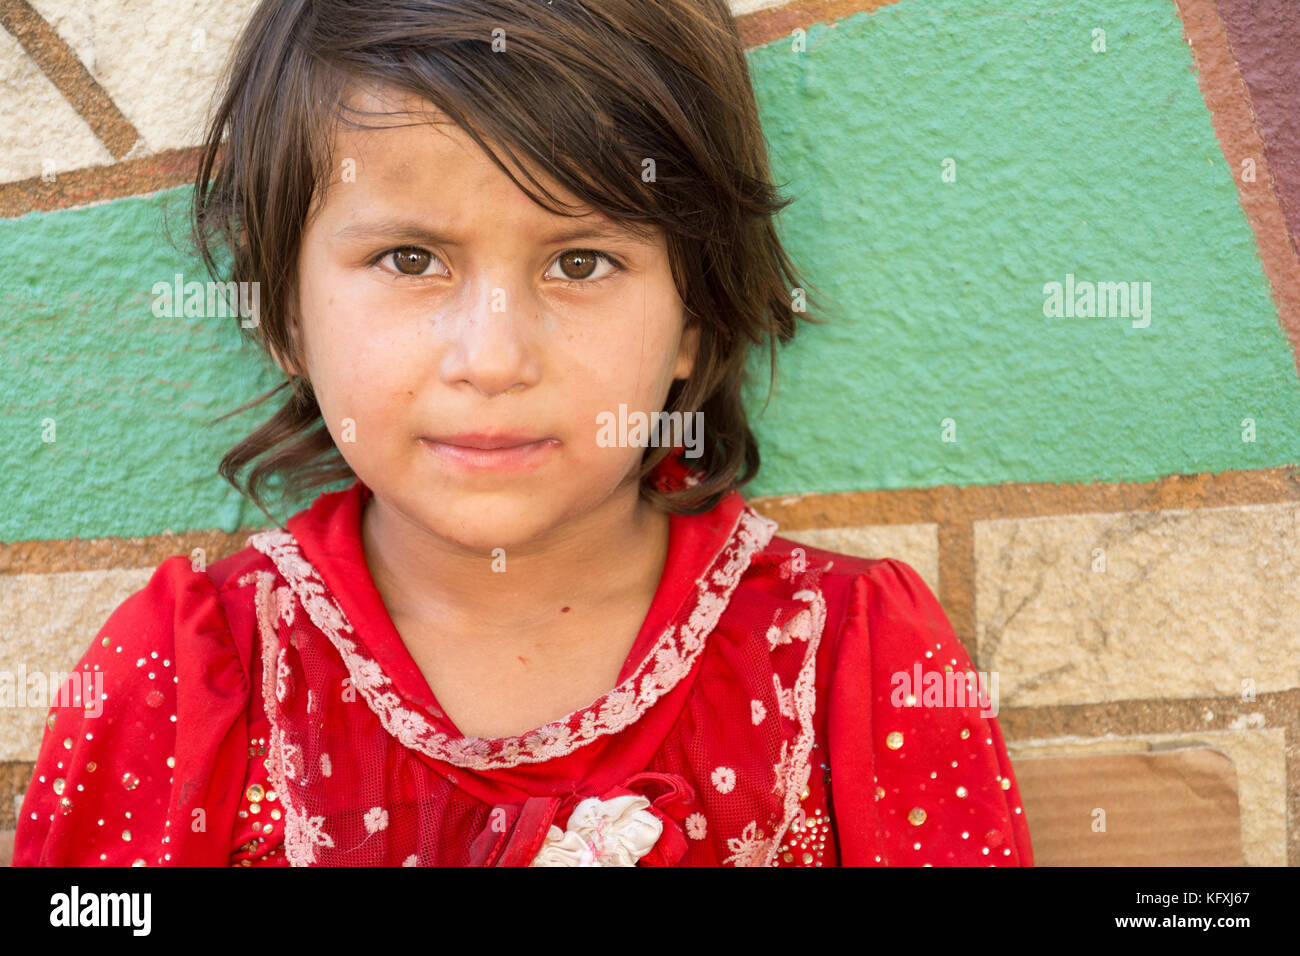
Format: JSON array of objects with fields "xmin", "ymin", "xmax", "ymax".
[
  {"xmin": 363, "ymin": 807, "xmax": 389, "ymax": 833},
  {"xmin": 750, "ymin": 699, "xmax": 766, "ymax": 725},
  {"xmin": 275, "ymin": 647, "xmax": 291, "ymax": 704},
  {"xmin": 711, "ymin": 766, "xmax": 736, "ymax": 794},
  {"xmin": 685, "ymin": 813, "xmax": 708, "ymax": 840},
  {"xmin": 722, "ymin": 820, "xmax": 767, "ymax": 867},
  {"xmin": 246, "ymin": 507, "xmax": 778, "ymax": 771},
  {"xmin": 282, "ymin": 803, "xmax": 334, "ymax": 866},
  {"xmin": 773, "ymin": 672, "xmax": 795, "ymax": 721}
]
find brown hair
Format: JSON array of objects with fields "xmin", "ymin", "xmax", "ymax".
[{"xmin": 192, "ymin": 0, "xmax": 829, "ymax": 525}]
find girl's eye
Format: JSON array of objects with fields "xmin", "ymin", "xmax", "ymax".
[
  {"xmin": 373, "ymin": 247, "xmax": 620, "ymax": 285},
  {"xmin": 380, "ymin": 247, "xmax": 441, "ymax": 278},
  {"xmin": 545, "ymin": 250, "xmax": 620, "ymax": 285}
]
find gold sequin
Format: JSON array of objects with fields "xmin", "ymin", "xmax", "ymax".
[
  {"xmin": 1000, "ymin": 777, "xmax": 1011, "ymax": 791},
  {"xmin": 131, "ymin": 859, "xmax": 147, "ymax": 867},
  {"xmin": 270, "ymin": 809, "xmax": 282, "ymax": 821},
  {"xmin": 52, "ymin": 778, "xmax": 66, "ymax": 796},
  {"xmin": 86, "ymin": 761, "xmax": 96, "ymax": 773},
  {"xmin": 246, "ymin": 784, "xmax": 265, "ymax": 803},
  {"xmin": 59, "ymin": 797, "xmax": 73, "ymax": 815},
  {"xmin": 266, "ymin": 790, "xmax": 277, "ymax": 802},
  {"xmin": 956, "ymin": 786, "xmax": 968, "ymax": 798},
  {"xmin": 62, "ymin": 737, "xmax": 72, "ymax": 750},
  {"xmin": 166, "ymin": 756, "xmax": 175, "ymax": 769},
  {"xmin": 886, "ymin": 732, "xmax": 904, "ymax": 750},
  {"xmin": 122, "ymin": 830, "xmax": 132, "ymax": 842},
  {"xmin": 249, "ymin": 803, "xmax": 262, "ymax": 815},
  {"xmin": 908, "ymin": 807, "xmax": 927, "ymax": 826},
  {"xmin": 122, "ymin": 773, "xmax": 139, "ymax": 791},
  {"xmin": 960, "ymin": 728, "xmax": 971, "ymax": 739},
  {"xmin": 875, "ymin": 786, "xmax": 885, "ymax": 801}
]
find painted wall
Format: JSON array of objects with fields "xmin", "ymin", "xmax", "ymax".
[{"xmin": 1, "ymin": 0, "xmax": 1298, "ymax": 867}]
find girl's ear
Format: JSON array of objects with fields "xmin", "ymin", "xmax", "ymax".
[
  {"xmin": 674, "ymin": 319, "xmax": 702, "ymax": 381},
  {"xmin": 269, "ymin": 286, "xmax": 307, "ymax": 380}
]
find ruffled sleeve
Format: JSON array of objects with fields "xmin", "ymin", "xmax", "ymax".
[
  {"xmin": 825, "ymin": 558, "xmax": 1034, "ymax": 866},
  {"xmin": 13, "ymin": 555, "xmax": 252, "ymax": 866}
]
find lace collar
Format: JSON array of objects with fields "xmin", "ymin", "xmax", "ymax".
[{"xmin": 247, "ymin": 453, "xmax": 778, "ymax": 770}]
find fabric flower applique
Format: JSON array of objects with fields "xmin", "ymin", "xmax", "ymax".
[{"xmin": 530, "ymin": 795, "xmax": 664, "ymax": 867}]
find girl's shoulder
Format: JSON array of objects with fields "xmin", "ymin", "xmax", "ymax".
[
  {"xmin": 11, "ymin": 542, "xmax": 275, "ymax": 866},
  {"xmin": 750, "ymin": 530, "xmax": 951, "ymax": 659},
  {"xmin": 748, "ymin": 531, "xmax": 1033, "ymax": 866},
  {"xmin": 85, "ymin": 540, "xmax": 278, "ymax": 671}
]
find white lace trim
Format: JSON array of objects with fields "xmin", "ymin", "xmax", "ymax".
[
  {"xmin": 241, "ymin": 569, "xmax": 336, "ymax": 867},
  {"xmin": 761, "ymin": 583, "xmax": 827, "ymax": 866},
  {"xmin": 749, "ymin": 572, "xmax": 828, "ymax": 867},
  {"xmin": 245, "ymin": 506, "xmax": 778, "ymax": 771}
]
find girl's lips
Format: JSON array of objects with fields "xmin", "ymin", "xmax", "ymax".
[{"xmin": 419, "ymin": 437, "xmax": 559, "ymax": 473}]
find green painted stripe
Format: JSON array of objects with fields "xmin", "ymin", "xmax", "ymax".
[
  {"xmin": 1, "ymin": 0, "xmax": 1298, "ymax": 539},
  {"xmin": 741, "ymin": 0, "xmax": 1300, "ymax": 496},
  {"xmin": 0, "ymin": 190, "xmax": 334, "ymax": 541}
]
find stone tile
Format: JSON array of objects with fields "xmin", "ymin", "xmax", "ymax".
[
  {"xmin": 975, "ymin": 503, "xmax": 1300, "ymax": 706},
  {"xmin": 0, "ymin": 25, "xmax": 112, "ymax": 182},
  {"xmin": 0, "ymin": 567, "xmax": 153, "ymax": 761},
  {"xmin": 729, "ymin": 0, "xmax": 795, "ymax": 15},
  {"xmin": 32, "ymin": 0, "xmax": 263, "ymax": 153}
]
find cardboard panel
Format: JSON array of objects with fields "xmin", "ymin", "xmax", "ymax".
[{"xmin": 1014, "ymin": 749, "xmax": 1242, "ymax": 865}]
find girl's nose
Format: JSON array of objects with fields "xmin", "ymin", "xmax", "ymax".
[{"xmin": 437, "ymin": 276, "xmax": 541, "ymax": 398}]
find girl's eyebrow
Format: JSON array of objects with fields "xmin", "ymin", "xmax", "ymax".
[{"xmin": 331, "ymin": 218, "xmax": 645, "ymax": 246}]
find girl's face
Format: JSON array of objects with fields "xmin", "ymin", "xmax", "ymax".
[{"xmin": 286, "ymin": 85, "xmax": 700, "ymax": 553}]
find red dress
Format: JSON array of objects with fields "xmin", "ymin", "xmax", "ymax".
[{"xmin": 14, "ymin": 453, "xmax": 1032, "ymax": 867}]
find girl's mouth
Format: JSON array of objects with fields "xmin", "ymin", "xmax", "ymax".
[{"xmin": 418, "ymin": 436, "xmax": 560, "ymax": 473}]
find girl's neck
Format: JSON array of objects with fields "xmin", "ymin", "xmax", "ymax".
[{"xmin": 360, "ymin": 479, "xmax": 670, "ymax": 644}]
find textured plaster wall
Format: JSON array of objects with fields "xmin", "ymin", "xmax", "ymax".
[
  {"xmin": 2, "ymin": 0, "xmax": 1296, "ymax": 542},
  {"xmin": 741, "ymin": 0, "xmax": 1300, "ymax": 497}
]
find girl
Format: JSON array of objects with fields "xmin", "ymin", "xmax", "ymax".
[{"xmin": 15, "ymin": 0, "xmax": 1032, "ymax": 866}]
